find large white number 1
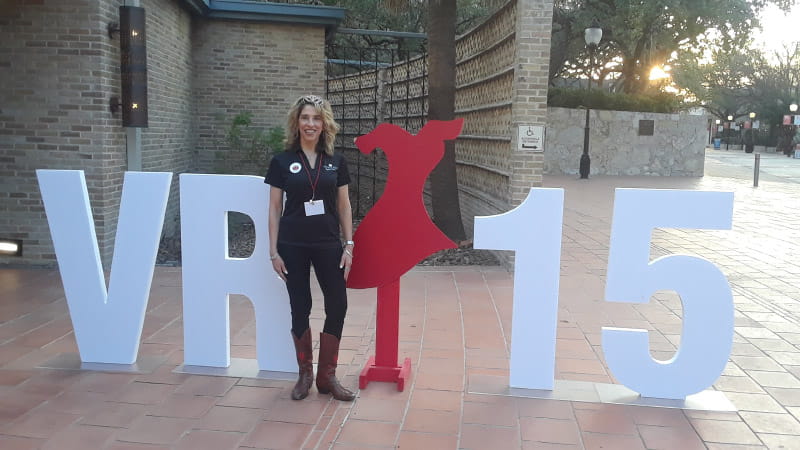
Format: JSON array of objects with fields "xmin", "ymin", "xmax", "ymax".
[
  {"xmin": 604, "ymin": 189, "xmax": 734, "ymax": 399},
  {"xmin": 474, "ymin": 188, "xmax": 564, "ymax": 390}
]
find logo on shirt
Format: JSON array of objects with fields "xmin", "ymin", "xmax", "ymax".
[
  {"xmin": 323, "ymin": 163, "xmax": 338, "ymax": 171},
  {"xmin": 289, "ymin": 162, "xmax": 302, "ymax": 174}
]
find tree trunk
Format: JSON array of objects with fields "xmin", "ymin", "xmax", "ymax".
[{"xmin": 427, "ymin": 0, "xmax": 466, "ymax": 242}]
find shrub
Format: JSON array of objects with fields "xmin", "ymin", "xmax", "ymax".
[
  {"xmin": 547, "ymin": 87, "xmax": 683, "ymax": 113},
  {"xmin": 216, "ymin": 112, "xmax": 284, "ymax": 175}
]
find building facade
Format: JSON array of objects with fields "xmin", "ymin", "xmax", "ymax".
[{"xmin": 0, "ymin": 0, "xmax": 344, "ymax": 266}]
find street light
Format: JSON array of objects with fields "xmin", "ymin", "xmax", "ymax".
[
  {"xmin": 745, "ymin": 112, "xmax": 756, "ymax": 153},
  {"xmin": 726, "ymin": 115, "xmax": 734, "ymax": 150},
  {"xmin": 711, "ymin": 118, "xmax": 721, "ymax": 146},
  {"xmin": 579, "ymin": 19, "xmax": 603, "ymax": 179},
  {"xmin": 788, "ymin": 104, "xmax": 798, "ymax": 156}
]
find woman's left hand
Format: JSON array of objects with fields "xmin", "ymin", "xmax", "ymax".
[{"xmin": 339, "ymin": 248, "xmax": 352, "ymax": 280}]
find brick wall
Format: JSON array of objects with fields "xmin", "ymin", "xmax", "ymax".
[
  {"xmin": 1, "ymin": 0, "xmax": 330, "ymax": 267},
  {"xmin": 0, "ymin": 0, "xmax": 125, "ymax": 267},
  {"xmin": 141, "ymin": 0, "xmax": 194, "ymax": 237},
  {"xmin": 509, "ymin": 0, "xmax": 553, "ymax": 207},
  {"xmin": 192, "ymin": 20, "xmax": 325, "ymax": 176}
]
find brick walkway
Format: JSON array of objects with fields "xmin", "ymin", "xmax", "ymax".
[{"xmin": 1, "ymin": 148, "xmax": 799, "ymax": 449}]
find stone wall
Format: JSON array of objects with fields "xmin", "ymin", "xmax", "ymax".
[{"xmin": 544, "ymin": 107, "xmax": 707, "ymax": 176}]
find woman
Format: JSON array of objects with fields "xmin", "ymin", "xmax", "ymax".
[{"xmin": 265, "ymin": 94, "xmax": 356, "ymax": 402}]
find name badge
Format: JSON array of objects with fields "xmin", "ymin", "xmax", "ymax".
[{"xmin": 304, "ymin": 199, "xmax": 324, "ymax": 216}]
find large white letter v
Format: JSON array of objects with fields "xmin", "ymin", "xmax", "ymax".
[{"xmin": 37, "ymin": 170, "xmax": 171, "ymax": 364}]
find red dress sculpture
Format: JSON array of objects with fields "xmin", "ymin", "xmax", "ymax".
[
  {"xmin": 346, "ymin": 119, "xmax": 464, "ymax": 390},
  {"xmin": 347, "ymin": 119, "xmax": 464, "ymax": 289}
]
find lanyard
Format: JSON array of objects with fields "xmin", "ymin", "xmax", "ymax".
[{"xmin": 299, "ymin": 151, "xmax": 323, "ymax": 200}]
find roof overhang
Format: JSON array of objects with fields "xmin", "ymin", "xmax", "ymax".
[{"xmin": 180, "ymin": 0, "xmax": 345, "ymax": 35}]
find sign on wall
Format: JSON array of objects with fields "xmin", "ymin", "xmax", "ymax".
[{"xmin": 517, "ymin": 125, "xmax": 544, "ymax": 152}]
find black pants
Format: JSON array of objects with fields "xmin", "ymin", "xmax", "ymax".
[{"xmin": 278, "ymin": 243, "xmax": 347, "ymax": 340}]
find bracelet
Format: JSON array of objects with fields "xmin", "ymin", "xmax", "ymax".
[
  {"xmin": 344, "ymin": 240, "xmax": 355, "ymax": 247},
  {"xmin": 344, "ymin": 249, "xmax": 353, "ymax": 257},
  {"xmin": 270, "ymin": 253, "xmax": 279, "ymax": 260}
]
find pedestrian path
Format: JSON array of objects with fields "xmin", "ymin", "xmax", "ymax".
[
  {"xmin": 705, "ymin": 147, "xmax": 800, "ymax": 184},
  {"xmin": 0, "ymin": 151, "xmax": 799, "ymax": 449}
]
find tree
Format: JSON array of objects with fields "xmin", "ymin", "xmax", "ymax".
[
  {"xmin": 324, "ymin": 0, "xmax": 489, "ymax": 56},
  {"xmin": 551, "ymin": 0, "xmax": 794, "ymax": 94},
  {"xmin": 322, "ymin": 0, "xmax": 494, "ymax": 242},
  {"xmin": 745, "ymin": 44, "xmax": 800, "ymax": 153},
  {"xmin": 366, "ymin": 0, "xmax": 470, "ymax": 242},
  {"xmin": 426, "ymin": 0, "xmax": 466, "ymax": 242},
  {"xmin": 674, "ymin": 41, "xmax": 800, "ymax": 152},
  {"xmin": 671, "ymin": 43, "xmax": 754, "ymax": 120}
]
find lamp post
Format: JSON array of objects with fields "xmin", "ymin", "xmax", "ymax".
[
  {"xmin": 788, "ymin": 103, "xmax": 798, "ymax": 157},
  {"xmin": 712, "ymin": 118, "xmax": 720, "ymax": 146},
  {"xmin": 745, "ymin": 112, "xmax": 756, "ymax": 153},
  {"xmin": 579, "ymin": 19, "xmax": 603, "ymax": 179},
  {"xmin": 726, "ymin": 115, "xmax": 734, "ymax": 150}
]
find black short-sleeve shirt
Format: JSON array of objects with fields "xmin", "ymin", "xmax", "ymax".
[{"xmin": 265, "ymin": 150, "xmax": 351, "ymax": 248}]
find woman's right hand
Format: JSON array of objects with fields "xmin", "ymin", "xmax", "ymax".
[{"xmin": 272, "ymin": 254, "xmax": 288, "ymax": 282}]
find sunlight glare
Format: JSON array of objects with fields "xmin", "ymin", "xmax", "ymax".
[
  {"xmin": 754, "ymin": 4, "xmax": 800, "ymax": 57},
  {"xmin": 649, "ymin": 66, "xmax": 671, "ymax": 80}
]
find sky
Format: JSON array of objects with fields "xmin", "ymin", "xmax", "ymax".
[
  {"xmin": 753, "ymin": 3, "xmax": 800, "ymax": 56},
  {"xmin": 649, "ymin": 4, "xmax": 800, "ymax": 80}
]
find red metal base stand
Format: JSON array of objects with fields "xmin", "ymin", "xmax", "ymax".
[{"xmin": 359, "ymin": 279, "xmax": 412, "ymax": 391}]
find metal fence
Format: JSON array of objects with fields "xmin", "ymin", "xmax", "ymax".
[{"xmin": 326, "ymin": 45, "xmax": 428, "ymax": 218}]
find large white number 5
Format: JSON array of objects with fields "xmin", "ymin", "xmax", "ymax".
[{"xmin": 604, "ymin": 189, "xmax": 734, "ymax": 399}]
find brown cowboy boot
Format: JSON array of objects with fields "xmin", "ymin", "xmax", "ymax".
[
  {"xmin": 291, "ymin": 329, "xmax": 313, "ymax": 400},
  {"xmin": 316, "ymin": 332, "xmax": 356, "ymax": 401}
]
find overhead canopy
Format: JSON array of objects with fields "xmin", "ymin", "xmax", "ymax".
[{"xmin": 182, "ymin": 0, "xmax": 346, "ymax": 35}]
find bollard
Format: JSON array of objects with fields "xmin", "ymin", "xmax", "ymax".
[{"xmin": 754, "ymin": 153, "xmax": 760, "ymax": 187}]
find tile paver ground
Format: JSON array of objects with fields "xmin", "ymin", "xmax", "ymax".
[{"xmin": 1, "ymin": 148, "xmax": 799, "ymax": 449}]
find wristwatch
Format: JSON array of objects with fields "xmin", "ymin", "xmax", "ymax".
[{"xmin": 344, "ymin": 240, "xmax": 355, "ymax": 247}]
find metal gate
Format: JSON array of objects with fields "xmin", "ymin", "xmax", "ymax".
[{"xmin": 325, "ymin": 44, "xmax": 428, "ymax": 219}]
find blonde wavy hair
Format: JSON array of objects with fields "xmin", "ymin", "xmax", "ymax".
[{"xmin": 285, "ymin": 95, "xmax": 339, "ymax": 156}]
